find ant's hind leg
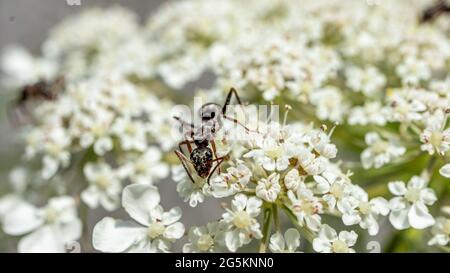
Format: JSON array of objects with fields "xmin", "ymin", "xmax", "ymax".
[
  {"xmin": 174, "ymin": 150, "xmax": 197, "ymax": 184},
  {"xmin": 179, "ymin": 140, "xmax": 195, "ymax": 154}
]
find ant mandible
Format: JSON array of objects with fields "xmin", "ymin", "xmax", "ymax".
[{"xmin": 173, "ymin": 88, "xmax": 252, "ymax": 185}]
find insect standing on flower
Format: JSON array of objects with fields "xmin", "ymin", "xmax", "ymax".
[
  {"xmin": 421, "ymin": 0, "xmax": 450, "ymax": 23},
  {"xmin": 8, "ymin": 76, "xmax": 65, "ymax": 126},
  {"xmin": 173, "ymin": 88, "xmax": 252, "ymax": 184}
]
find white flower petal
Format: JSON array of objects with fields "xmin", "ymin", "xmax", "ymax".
[
  {"xmin": 3, "ymin": 202, "xmax": 43, "ymax": 236},
  {"xmin": 122, "ymin": 184, "xmax": 160, "ymax": 226},
  {"xmin": 18, "ymin": 226, "xmax": 64, "ymax": 253},
  {"xmin": 284, "ymin": 228, "xmax": 300, "ymax": 251},
  {"xmin": 231, "ymin": 194, "xmax": 248, "ymax": 212},
  {"xmin": 162, "ymin": 207, "xmax": 182, "ymax": 225},
  {"xmin": 388, "ymin": 181, "xmax": 406, "ymax": 196},
  {"xmin": 389, "ymin": 207, "xmax": 410, "ymax": 230},
  {"xmin": 439, "ymin": 164, "xmax": 450, "ymax": 178},
  {"xmin": 81, "ymin": 186, "xmax": 100, "ymax": 209},
  {"xmin": 92, "ymin": 217, "xmax": 146, "ymax": 253},
  {"xmin": 408, "ymin": 202, "xmax": 435, "ymax": 229},
  {"xmin": 164, "ymin": 222, "xmax": 185, "ymax": 240},
  {"xmin": 269, "ymin": 232, "xmax": 285, "ymax": 253},
  {"xmin": 246, "ymin": 196, "xmax": 262, "ymax": 217},
  {"xmin": 225, "ymin": 229, "xmax": 242, "ymax": 252}
]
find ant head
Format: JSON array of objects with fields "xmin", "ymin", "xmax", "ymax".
[
  {"xmin": 194, "ymin": 138, "xmax": 209, "ymax": 147},
  {"xmin": 199, "ymin": 103, "xmax": 221, "ymax": 122}
]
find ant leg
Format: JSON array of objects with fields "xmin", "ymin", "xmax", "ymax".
[
  {"xmin": 174, "ymin": 150, "xmax": 197, "ymax": 184},
  {"xmin": 222, "ymin": 115, "xmax": 255, "ymax": 133},
  {"xmin": 222, "ymin": 87, "xmax": 243, "ymax": 115},
  {"xmin": 210, "ymin": 139, "xmax": 221, "ymax": 174},
  {"xmin": 207, "ymin": 157, "xmax": 225, "ymax": 185},
  {"xmin": 179, "ymin": 140, "xmax": 195, "ymax": 154},
  {"xmin": 173, "ymin": 116, "xmax": 195, "ymax": 130}
]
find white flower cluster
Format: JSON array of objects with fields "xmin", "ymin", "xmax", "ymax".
[
  {"xmin": 173, "ymin": 117, "xmax": 392, "ymax": 252},
  {"xmin": 0, "ymin": 0, "xmax": 449, "ymax": 253}
]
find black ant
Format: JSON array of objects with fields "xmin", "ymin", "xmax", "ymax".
[
  {"xmin": 173, "ymin": 88, "xmax": 252, "ymax": 185},
  {"xmin": 421, "ymin": 0, "xmax": 450, "ymax": 23},
  {"xmin": 8, "ymin": 76, "xmax": 65, "ymax": 126}
]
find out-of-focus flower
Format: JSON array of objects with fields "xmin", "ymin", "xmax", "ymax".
[
  {"xmin": 82, "ymin": 162, "xmax": 122, "ymax": 211},
  {"xmin": 361, "ymin": 132, "xmax": 406, "ymax": 169},
  {"xmin": 3, "ymin": 196, "xmax": 81, "ymax": 253},
  {"xmin": 428, "ymin": 217, "xmax": 450, "ymax": 246},
  {"xmin": 93, "ymin": 184, "xmax": 184, "ymax": 253}
]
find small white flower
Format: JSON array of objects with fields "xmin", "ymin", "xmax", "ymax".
[
  {"xmin": 420, "ymin": 115, "xmax": 450, "ymax": 156},
  {"xmin": 361, "ymin": 132, "xmax": 406, "ymax": 169},
  {"xmin": 346, "ymin": 66, "xmax": 386, "ymax": 97},
  {"xmin": 112, "ymin": 116, "xmax": 148, "ymax": 152},
  {"xmin": 309, "ymin": 87, "xmax": 347, "ymax": 122},
  {"xmin": 183, "ymin": 222, "xmax": 226, "ymax": 253},
  {"xmin": 41, "ymin": 127, "xmax": 71, "ymax": 179},
  {"xmin": 269, "ymin": 228, "xmax": 301, "ymax": 253},
  {"xmin": 244, "ymin": 138, "xmax": 289, "ymax": 172},
  {"xmin": 222, "ymin": 194, "xmax": 263, "ymax": 252},
  {"xmin": 119, "ymin": 147, "xmax": 169, "ymax": 185},
  {"xmin": 396, "ymin": 57, "xmax": 431, "ymax": 86},
  {"xmin": 313, "ymin": 225, "xmax": 358, "ymax": 253},
  {"xmin": 81, "ymin": 162, "xmax": 122, "ymax": 211},
  {"xmin": 440, "ymin": 164, "xmax": 450, "ymax": 178},
  {"xmin": 172, "ymin": 165, "xmax": 206, "ymax": 207},
  {"xmin": 2, "ymin": 196, "xmax": 81, "ymax": 253},
  {"xmin": 428, "ymin": 217, "xmax": 450, "ymax": 246},
  {"xmin": 339, "ymin": 187, "xmax": 390, "ymax": 236},
  {"xmin": 292, "ymin": 147, "xmax": 327, "ymax": 176},
  {"xmin": 388, "ymin": 176, "xmax": 437, "ymax": 230},
  {"xmin": 256, "ymin": 173, "xmax": 281, "ymax": 203},
  {"xmin": 284, "ymin": 169, "xmax": 306, "ymax": 192},
  {"xmin": 210, "ymin": 163, "xmax": 252, "ymax": 198},
  {"xmin": 93, "ymin": 184, "xmax": 184, "ymax": 253},
  {"xmin": 287, "ymin": 188, "xmax": 322, "ymax": 232},
  {"xmin": 348, "ymin": 101, "xmax": 388, "ymax": 126}
]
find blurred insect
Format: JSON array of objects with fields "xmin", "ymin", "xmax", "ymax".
[
  {"xmin": 8, "ymin": 77, "xmax": 65, "ymax": 126},
  {"xmin": 173, "ymin": 88, "xmax": 252, "ymax": 184},
  {"xmin": 421, "ymin": 0, "xmax": 450, "ymax": 23}
]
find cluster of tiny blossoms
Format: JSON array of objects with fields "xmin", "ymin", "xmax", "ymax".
[{"xmin": 0, "ymin": 0, "xmax": 449, "ymax": 253}]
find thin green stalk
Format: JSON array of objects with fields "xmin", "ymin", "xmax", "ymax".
[
  {"xmin": 259, "ymin": 207, "xmax": 273, "ymax": 253},
  {"xmin": 281, "ymin": 204, "xmax": 315, "ymax": 243},
  {"xmin": 273, "ymin": 204, "xmax": 280, "ymax": 232}
]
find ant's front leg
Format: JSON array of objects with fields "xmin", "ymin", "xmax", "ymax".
[
  {"xmin": 210, "ymin": 139, "xmax": 221, "ymax": 174},
  {"xmin": 222, "ymin": 87, "xmax": 243, "ymax": 115},
  {"xmin": 207, "ymin": 157, "xmax": 225, "ymax": 185},
  {"xmin": 222, "ymin": 115, "xmax": 255, "ymax": 133}
]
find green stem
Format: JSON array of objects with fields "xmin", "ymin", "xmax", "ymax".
[
  {"xmin": 259, "ymin": 207, "xmax": 273, "ymax": 253},
  {"xmin": 273, "ymin": 204, "xmax": 280, "ymax": 232},
  {"xmin": 281, "ymin": 204, "xmax": 315, "ymax": 243}
]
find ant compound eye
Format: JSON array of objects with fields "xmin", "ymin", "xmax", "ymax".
[{"xmin": 200, "ymin": 103, "xmax": 221, "ymax": 121}]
